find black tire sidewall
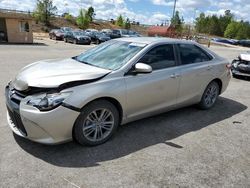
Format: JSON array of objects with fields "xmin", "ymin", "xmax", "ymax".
[{"xmin": 73, "ymin": 100, "xmax": 119, "ymax": 146}]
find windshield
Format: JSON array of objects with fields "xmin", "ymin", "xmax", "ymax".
[
  {"xmin": 121, "ymin": 30, "xmax": 129, "ymax": 35},
  {"xmin": 75, "ymin": 41, "xmax": 146, "ymax": 70},
  {"xmin": 74, "ymin": 32, "xmax": 85, "ymax": 36}
]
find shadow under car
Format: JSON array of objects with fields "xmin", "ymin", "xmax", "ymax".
[{"xmin": 14, "ymin": 96, "xmax": 247, "ymax": 168}]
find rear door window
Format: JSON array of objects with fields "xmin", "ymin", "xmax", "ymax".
[{"xmin": 178, "ymin": 44, "xmax": 212, "ymax": 65}]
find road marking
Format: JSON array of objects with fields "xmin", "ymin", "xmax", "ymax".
[{"xmin": 63, "ymin": 178, "xmax": 81, "ymax": 188}]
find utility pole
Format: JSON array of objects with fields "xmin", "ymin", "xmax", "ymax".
[{"xmin": 172, "ymin": 0, "xmax": 177, "ymax": 20}]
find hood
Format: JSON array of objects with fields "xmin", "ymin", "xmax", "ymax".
[
  {"xmin": 239, "ymin": 53, "xmax": 250, "ymax": 62},
  {"xmin": 12, "ymin": 58, "xmax": 111, "ymax": 91},
  {"xmin": 76, "ymin": 36, "xmax": 90, "ymax": 40}
]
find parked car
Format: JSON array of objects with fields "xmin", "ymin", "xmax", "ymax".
[
  {"xmin": 92, "ymin": 32, "xmax": 111, "ymax": 44},
  {"xmin": 231, "ymin": 52, "xmax": 250, "ymax": 77},
  {"xmin": 49, "ymin": 29, "xmax": 65, "ymax": 40},
  {"xmin": 109, "ymin": 29, "xmax": 122, "ymax": 39},
  {"xmin": 212, "ymin": 38, "xmax": 238, "ymax": 45},
  {"xmin": 64, "ymin": 31, "xmax": 91, "ymax": 45},
  {"xmin": 5, "ymin": 37, "xmax": 231, "ymax": 146},
  {"xmin": 85, "ymin": 29, "xmax": 98, "ymax": 33},
  {"xmin": 238, "ymin": 40, "xmax": 250, "ymax": 47},
  {"xmin": 128, "ymin": 30, "xmax": 141, "ymax": 37},
  {"xmin": 60, "ymin": 27, "xmax": 72, "ymax": 32},
  {"xmin": 113, "ymin": 29, "xmax": 130, "ymax": 37},
  {"xmin": 101, "ymin": 29, "xmax": 112, "ymax": 34}
]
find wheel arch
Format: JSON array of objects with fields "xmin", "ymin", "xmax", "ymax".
[
  {"xmin": 72, "ymin": 96, "xmax": 124, "ymax": 141},
  {"xmin": 211, "ymin": 78, "xmax": 222, "ymax": 94}
]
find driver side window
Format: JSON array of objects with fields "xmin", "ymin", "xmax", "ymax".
[{"xmin": 139, "ymin": 44, "xmax": 176, "ymax": 70}]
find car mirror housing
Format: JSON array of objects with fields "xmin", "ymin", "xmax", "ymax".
[{"xmin": 134, "ymin": 63, "xmax": 152, "ymax": 74}]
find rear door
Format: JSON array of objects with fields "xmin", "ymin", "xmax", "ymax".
[
  {"xmin": 175, "ymin": 43, "xmax": 214, "ymax": 106},
  {"xmin": 125, "ymin": 44, "xmax": 181, "ymax": 119}
]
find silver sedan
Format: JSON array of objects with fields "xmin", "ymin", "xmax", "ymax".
[{"xmin": 5, "ymin": 37, "xmax": 231, "ymax": 146}]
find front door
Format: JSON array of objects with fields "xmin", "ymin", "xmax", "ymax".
[{"xmin": 125, "ymin": 44, "xmax": 181, "ymax": 119}]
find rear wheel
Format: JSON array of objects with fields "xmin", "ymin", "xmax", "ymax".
[
  {"xmin": 198, "ymin": 81, "xmax": 219, "ymax": 110},
  {"xmin": 73, "ymin": 100, "xmax": 119, "ymax": 146}
]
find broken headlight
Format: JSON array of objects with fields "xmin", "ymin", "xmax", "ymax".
[{"xmin": 27, "ymin": 91, "xmax": 72, "ymax": 111}]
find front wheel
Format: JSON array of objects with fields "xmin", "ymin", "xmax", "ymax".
[
  {"xmin": 73, "ymin": 100, "xmax": 119, "ymax": 146},
  {"xmin": 198, "ymin": 81, "xmax": 219, "ymax": 110}
]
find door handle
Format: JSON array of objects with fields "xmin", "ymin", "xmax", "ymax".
[
  {"xmin": 170, "ymin": 74, "xmax": 181, "ymax": 78},
  {"xmin": 207, "ymin": 66, "xmax": 212, "ymax": 70}
]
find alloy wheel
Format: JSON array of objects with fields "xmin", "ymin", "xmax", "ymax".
[
  {"xmin": 82, "ymin": 108, "xmax": 115, "ymax": 142},
  {"xmin": 204, "ymin": 84, "xmax": 218, "ymax": 106}
]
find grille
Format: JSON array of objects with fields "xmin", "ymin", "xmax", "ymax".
[
  {"xmin": 7, "ymin": 106, "xmax": 27, "ymax": 136},
  {"xmin": 238, "ymin": 69, "xmax": 250, "ymax": 74},
  {"xmin": 10, "ymin": 89, "xmax": 27, "ymax": 105}
]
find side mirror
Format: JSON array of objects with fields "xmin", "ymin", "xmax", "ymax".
[{"xmin": 134, "ymin": 63, "xmax": 152, "ymax": 74}]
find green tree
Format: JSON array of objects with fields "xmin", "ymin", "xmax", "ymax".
[
  {"xmin": 171, "ymin": 11, "xmax": 184, "ymax": 34},
  {"xmin": 64, "ymin": 13, "xmax": 75, "ymax": 24},
  {"xmin": 86, "ymin": 6, "xmax": 95, "ymax": 22},
  {"xmin": 208, "ymin": 15, "xmax": 222, "ymax": 36},
  {"xmin": 124, "ymin": 18, "xmax": 131, "ymax": 29},
  {"xmin": 76, "ymin": 9, "xmax": 90, "ymax": 29},
  {"xmin": 33, "ymin": 0, "xmax": 57, "ymax": 26},
  {"xmin": 116, "ymin": 15, "xmax": 124, "ymax": 27},
  {"xmin": 219, "ymin": 10, "xmax": 233, "ymax": 34},
  {"xmin": 224, "ymin": 21, "xmax": 239, "ymax": 38}
]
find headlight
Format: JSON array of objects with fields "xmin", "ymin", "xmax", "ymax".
[
  {"xmin": 27, "ymin": 92, "xmax": 72, "ymax": 111},
  {"xmin": 233, "ymin": 63, "xmax": 238, "ymax": 68}
]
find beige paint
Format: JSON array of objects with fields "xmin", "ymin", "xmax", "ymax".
[{"xmin": 5, "ymin": 18, "xmax": 33, "ymax": 43}]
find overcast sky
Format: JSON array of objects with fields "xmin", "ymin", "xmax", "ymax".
[{"xmin": 0, "ymin": 0, "xmax": 249, "ymax": 25}]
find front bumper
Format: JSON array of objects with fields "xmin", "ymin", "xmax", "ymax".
[
  {"xmin": 77, "ymin": 39, "xmax": 91, "ymax": 44},
  {"xmin": 5, "ymin": 86, "xmax": 80, "ymax": 144},
  {"xmin": 232, "ymin": 69, "xmax": 250, "ymax": 77}
]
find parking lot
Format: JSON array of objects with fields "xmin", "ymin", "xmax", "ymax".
[{"xmin": 0, "ymin": 39, "xmax": 250, "ymax": 188}]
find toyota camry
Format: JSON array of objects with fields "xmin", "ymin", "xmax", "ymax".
[{"xmin": 5, "ymin": 37, "xmax": 231, "ymax": 146}]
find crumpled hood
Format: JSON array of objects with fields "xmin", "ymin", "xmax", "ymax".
[
  {"xmin": 239, "ymin": 53, "xmax": 250, "ymax": 62},
  {"xmin": 12, "ymin": 58, "xmax": 111, "ymax": 91}
]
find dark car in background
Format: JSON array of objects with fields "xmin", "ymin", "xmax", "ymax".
[
  {"xmin": 49, "ymin": 29, "xmax": 65, "ymax": 40},
  {"xmin": 212, "ymin": 38, "xmax": 238, "ymax": 45},
  {"xmin": 109, "ymin": 29, "xmax": 121, "ymax": 39},
  {"xmin": 92, "ymin": 32, "xmax": 111, "ymax": 44},
  {"xmin": 231, "ymin": 52, "xmax": 250, "ymax": 77},
  {"xmin": 128, "ymin": 30, "xmax": 141, "ymax": 37},
  {"xmin": 238, "ymin": 40, "xmax": 250, "ymax": 47},
  {"xmin": 60, "ymin": 27, "xmax": 72, "ymax": 32},
  {"xmin": 64, "ymin": 31, "xmax": 91, "ymax": 45}
]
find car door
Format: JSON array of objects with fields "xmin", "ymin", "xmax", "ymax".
[
  {"xmin": 125, "ymin": 44, "xmax": 181, "ymax": 120},
  {"xmin": 175, "ymin": 43, "xmax": 214, "ymax": 106}
]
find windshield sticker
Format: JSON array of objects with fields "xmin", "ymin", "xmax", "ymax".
[{"xmin": 129, "ymin": 43, "xmax": 146, "ymax": 47}]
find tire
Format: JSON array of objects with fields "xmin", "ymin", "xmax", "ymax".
[
  {"xmin": 73, "ymin": 100, "xmax": 120, "ymax": 146},
  {"xmin": 198, "ymin": 81, "xmax": 219, "ymax": 110},
  {"xmin": 96, "ymin": 39, "xmax": 101, "ymax": 44}
]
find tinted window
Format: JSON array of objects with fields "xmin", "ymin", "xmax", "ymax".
[
  {"xmin": 178, "ymin": 44, "xmax": 212, "ymax": 65},
  {"xmin": 139, "ymin": 45, "xmax": 176, "ymax": 70}
]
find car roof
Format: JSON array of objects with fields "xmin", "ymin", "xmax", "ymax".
[{"xmin": 114, "ymin": 37, "xmax": 196, "ymax": 45}]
